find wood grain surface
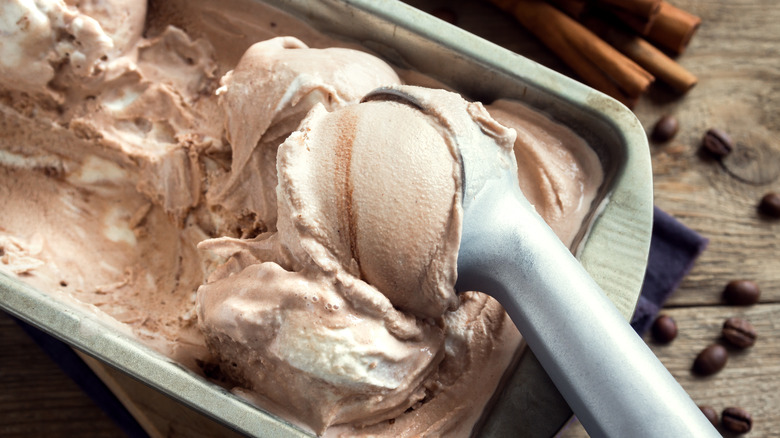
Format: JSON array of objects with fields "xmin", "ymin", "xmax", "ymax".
[
  {"xmin": 0, "ymin": 313, "xmax": 123, "ymax": 438},
  {"xmin": 1, "ymin": 0, "xmax": 778, "ymax": 436},
  {"xmin": 76, "ymin": 352, "xmax": 246, "ymax": 438}
]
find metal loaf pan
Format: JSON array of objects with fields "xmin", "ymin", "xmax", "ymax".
[{"xmin": 0, "ymin": 0, "xmax": 653, "ymax": 436}]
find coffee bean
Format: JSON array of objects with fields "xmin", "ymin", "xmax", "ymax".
[
  {"xmin": 651, "ymin": 115, "xmax": 679, "ymax": 142},
  {"xmin": 651, "ymin": 314, "xmax": 677, "ymax": 343},
  {"xmin": 723, "ymin": 280, "xmax": 761, "ymax": 306},
  {"xmin": 722, "ymin": 407, "xmax": 752, "ymax": 433},
  {"xmin": 699, "ymin": 405, "xmax": 719, "ymax": 427},
  {"xmin": 702, "ymin": 128, "xmax": 734, "ymax": 158},
  {"xmin": 759, "ymin": 192, "xmax": 780, "ymax": 218},
  {"xmin": 722, "ymin": 317, "xmax": 757, "ymax": 348},
  {"xmin": 692, "ymin": 344, "xmax": 728, "ymax": 376}
]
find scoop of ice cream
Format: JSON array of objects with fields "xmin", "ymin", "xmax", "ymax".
[
  {"xmin": 276, "ymin": 97, "xmax": 463, "ymax": 318},
  {"xmin": 0, "ymin": 0, "xmax": 146, "ymax": 96},
  {"xmin": 275, "ymin": 85, "xmax": 518, "ymax": 320},
  {"xmin": 212, "ymin": 36, "xmax": 402, "ymax": 231},
  {"xmin": 197, "ymin": 85, "xmax": 521, "ymax": 434}
]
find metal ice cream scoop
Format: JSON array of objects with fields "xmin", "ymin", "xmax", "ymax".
[{"xmin": 362, "ymin": 87, "xmax": 719, "ymax": 438}]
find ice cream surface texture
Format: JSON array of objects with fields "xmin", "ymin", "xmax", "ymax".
[
  {"xmin": 213, "ymin": 35, "xmax": 402, "ymax": 231},
  {"xmin": 0, "ymin": 0, "xmax": 146, "ymax": 96},
  {"xmin": 198, "ymin": 86, "xmax": 521, "ymax": 432},
  {"xmin": 275, "ymin": 94, "xmax": 463, "ymax": 319},
  {"xmin": 0, "ymin": 0, "xmax": 604, "ymax": 436}
]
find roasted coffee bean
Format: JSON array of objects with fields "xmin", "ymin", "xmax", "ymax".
[
  {"xmin": 723, "ymin": 280, "xmax": 761, "ymax": 306},
  {"xmin": 651, "ymin": 314, "xmax": 678, "ymax": 343},
  {"xmin": 692, "ymin": 344, "xmax": 728, "ymax": 376},
  {"xmin": 702, "ymin": 128, "xmax": 734, "ymax": 157},
  {"xmin": 651, "ymin": 115, "xmax": 679, "ymax": 142},
  {"xmin": 759, "ymin": 192, "xmax": 780, "ymax": 218},
  {"xmin": 699, "ymin": 405, "xmax": 719, "ymax": 427},
  {"xmin": 722, "ymin": 317, "xmax": 757, "ymax": 348},
  {"xmin": 722, "ymin": 407, "xmax": 752, "ymax": 433}
]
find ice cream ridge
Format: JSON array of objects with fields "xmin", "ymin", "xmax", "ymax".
[{"xmin": 0, "ymin": 1, "xmax": 602, "ymax": 436}]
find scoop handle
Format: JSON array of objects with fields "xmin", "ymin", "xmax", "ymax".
[{"xmin": 455, "ymin": 182, "xmax": 719, "ymax": 438}]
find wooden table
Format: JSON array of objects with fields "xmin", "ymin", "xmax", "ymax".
[{"xmin": 2, "ymin": 0, "xmax": 778, "ymax": 436}]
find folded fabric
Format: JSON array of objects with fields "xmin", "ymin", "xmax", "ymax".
[
  {"xmin": 12, "ymin": 206, "xmax": 706, "ymax": 437},
  {"xmin": 630, "ymin": 206, "xmax": 709, "ymax": 334}
]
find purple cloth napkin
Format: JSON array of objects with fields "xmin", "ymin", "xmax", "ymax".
[
  {"xmin": 630, "ymin": 207, "xmax": 709, "ymax": 335},
  {"xmin": 12, "ymin": 207, "xmax": 706, "ymax": 437}
]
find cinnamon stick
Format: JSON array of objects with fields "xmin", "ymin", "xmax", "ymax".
[
  {"xmin": 583, "ymin": 15, "xmax": 697, "ymax": 93},
  {"xmin": 489, "ymin": 0, "xmax": 654, "ymax": 106},
  {"xmin": 646, "ymin": 1, "xmax": 701, "ymax": 54},
  {"xmin": 593, "ymin": 0, "xmax": 661, "ymax": 36},
  {"xmin": 547, "ymin": 0, "xmax": 588, "ymax": 18},
  {"xmin": 607, "ymin": 8, "xmax": 657, "ymax": 35},
  {"xmin": 595, "ymin": 0, "xmax": 661, "ymax": 21}
]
